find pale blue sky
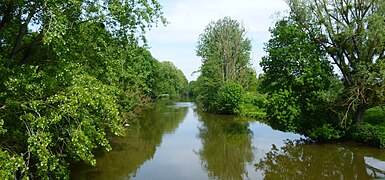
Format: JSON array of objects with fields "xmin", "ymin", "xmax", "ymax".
[{"xmin": 146, "ymin": 0, "xmax": 289, "ymax": 81}]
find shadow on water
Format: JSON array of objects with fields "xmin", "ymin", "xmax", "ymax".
[
  {"xmin": 70, "ymin": 101, "xmax": 189, "ymax": 180},
  {"xmin": 255, "ymin": 139, "xmax": 385, "ymax": 180},
  {"xmin": 195, "ymin": 109, "xmax": 255, "ymax": 180}
]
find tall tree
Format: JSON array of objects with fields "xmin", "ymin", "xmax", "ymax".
[
  {"xmin": 196, "ymin": 16, "xmax": 252, "ymax": 84},
  {"xmin": 261, "ymin": 17, "xmax": 340, "ymax": 140},
  {"xmin": 286, "ymin": 0, "xmax": 385, "ymax": 124},
  {"xmin": 195, "ymin": 17, "xmax": 254, "ymax": 113}
]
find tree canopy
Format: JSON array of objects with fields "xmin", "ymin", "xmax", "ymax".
[
  {"xmin": 196, "ymin": 17, "xmax": 252, "ymax": 83},
  {"xmin": 153, "ymin": 61, "xmax": 189, "ymax": 99},
  {"xmin": 261, "ymin": 17, "xmax": 341, "ymax": 140},
  {"xmin": 286, "ymin": 0, "xmax": 385, "ymax": 123}
]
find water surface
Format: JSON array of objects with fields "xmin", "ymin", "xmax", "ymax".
[{"xmin": 71, "ymin": 102, "xmax": 385, "ymax": 179}]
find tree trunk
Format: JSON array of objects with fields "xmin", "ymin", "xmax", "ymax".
[
  {"xmin": 353, "ymin": 103, "xmax": 366, "ymax": 124},
  {"xmin": 9, "ymin": 3, "xmax": 37, "ymax": 59}
]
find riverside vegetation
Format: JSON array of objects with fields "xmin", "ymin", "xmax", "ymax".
[
  {"xmin": 0, "ymin": 0, "xmax": 188, "ymax": 179},
  {"xmin": 1, "ymin": 0, "xmax": 385, "ymax": 179},
  {"xmin": 191, "ymin": 1, "xmax": 385, "ymax": 150}
]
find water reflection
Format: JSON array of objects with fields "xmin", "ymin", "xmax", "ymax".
[
  {"xmin": 71, "ymin": 102, "xmax": 385, "ymax": 180},
  {"xmin": 70, "ymin": 102, "xmax": 188, "ymax": 180},
  {"xmin": 196, "ymin": 111, "xmax": 255, "ymax": 180},
  {"xmin": 255, "ymin": 140, "xmax": 385, "ymax": 179}
]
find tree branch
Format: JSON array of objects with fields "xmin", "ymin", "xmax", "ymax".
[{"xmin": 9, "ymin": 2, "xmax": 38, "ymax": 59}]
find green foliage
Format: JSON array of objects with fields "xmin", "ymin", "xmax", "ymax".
[
  {"xmin": 365, "ymin": 107, "xmax": 385, "ymax": 126},
  {"xmin": 287, "ymin": 0, "xmax": 385, "ymax": 123},
  {"xmin": 0, "ymin": 62, "xmax": 127, "ymax": 178},
  {"xmin": 261, "ymin": 17, "xmax": 341, "ymax": 139},
  {"xmin": 187, "ymin": 80, "xmax": 199, "ymax": 98},
  {"xmin": 237, "ymin": 92, "xmax": 267, "ymax": 119},
  {"xmin": 266, "ymin": 89, "xmax": 300, "ymax": 132},
  {"xmin": 195, "ymin": 76, "xmax": 221, "ymax": 113},
  {"xmin": 0, "ymin": 0, "xmax": 186, "ymax": 179},
  {"xmin": 214, "ymin": 82, "xmax": 244, "ymax": 114},
  {"xmin": 153, "ymin": 61, "xmax": 188, "ymax": 99},
  {"xmin": 348, "ymin": 123, "xmax": 385, "ymax": 148},
  {"xmin": 0, "ymin": 149, "xmax": 25, "ymax": 179},
  {"xmin": 196, "ymin": 17, "xmax": 252, "ymax": 84},
  {"xmin": 195, "ymin": 17, "xmax": 257, "ymax": 114},
  {"xmin": 308, "ymin": 124, "xmax": 342, "ymax": 141}
]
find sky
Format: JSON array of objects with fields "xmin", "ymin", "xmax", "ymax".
[{"xmin": 146, "ymin": 0, "xmax": 289, "ymax": 81}]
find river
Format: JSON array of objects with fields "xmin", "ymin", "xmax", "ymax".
[{"xmin": 71, "ymin": 101, "xmax": 385, "ymax": 179}]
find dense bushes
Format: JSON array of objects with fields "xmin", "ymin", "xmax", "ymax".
[
  {"xmin": 237, "ymin": 92, "xmax": 267, "ymax": 119},
  {"xmin": 348, "ymin": 123, "xmax": 385, "ymax": 148},
  {"xmin": 214, "ymin": 82, "xmax": 244, "ymax": 114},
  {"xmin": 194, "ymin": 79, "xmax": 266, "ymax": 117},
  {"xmin": 347, "ymin": 107, "xmax": 385, "ymax": 148}
]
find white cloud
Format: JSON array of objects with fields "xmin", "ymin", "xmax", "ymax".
[{"xmin": 147, "ymin": 0, "xmax": 289, "ymax": 81}]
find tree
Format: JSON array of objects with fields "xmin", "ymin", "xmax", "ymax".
[
  {"xmin": 261, "ymin": 18, "xmax": 341, "ymax": 140},
  {"xmin": 195, "ymin": 17, "xmax": 255, "ymax": 113},
  {"xmin": 187, "ymin": 80, "xmax": 199, "ymax": 98},
  {"xmin": 154, "ymin": 61, "xmax": 188, "ymax": 99},
  {"xmin": 286, "ymin": 0, "xmax": 385, "ymax": 124},
  {"xmin": 196, "ymin": 17, "xmax": 252, "ymax": 84},
  {"xmin": 0, "ymin": 0, "xmax": 167, "ymax": 178}
]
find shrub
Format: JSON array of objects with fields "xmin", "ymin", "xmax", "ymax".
[
  {"xmin": 265, "ymin": 89, "xmax": 300, "ymax": 132},
  {"xmin": 308, "ymin": 124, "xmax": 342, "ymax": 141},
  {"xmin": 348, "ymin": 123, "xmax": 385, "ymax": 148},
  {"xmin": 215, "ymin": 82, "xmax": 244, "ymax": 114},
  {"xmin": 237, "ymin": 92, "xmax": 267, "ymax": 119}
]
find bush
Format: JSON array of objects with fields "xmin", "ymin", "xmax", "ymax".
[
  {"xmin": 308, "ymin": 124, "xmax": 342, "ymax": 141},
  {"xmin": 237, "ymin": 92, "xmax": 267, "ymax": 119},
  {"xmin": 215, "ymin": 82, "xmax": 245, "ymax": 114},
  {"xmin": 348, "ymin": 123, "xmax": 385, "ymax": 148},
  {"xmin": 265, "ymin": 89, "xmax": 300, "ymax": 132}
]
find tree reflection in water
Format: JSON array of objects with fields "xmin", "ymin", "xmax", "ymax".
[
  {"xmin": 255, "ymin": 140, "xmax": 385, "ymax": 180},
  {"xmin": 196, "ymin": 111, "xmax": 255, "ymax": 180},
  {"xmin": 70, "ymin": 102, "xmax": 188, "ymax": 180}
]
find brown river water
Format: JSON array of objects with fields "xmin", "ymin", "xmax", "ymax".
[{"xmin": 71, "ymin": 102, "xmax": 385, "ymax": 180}]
